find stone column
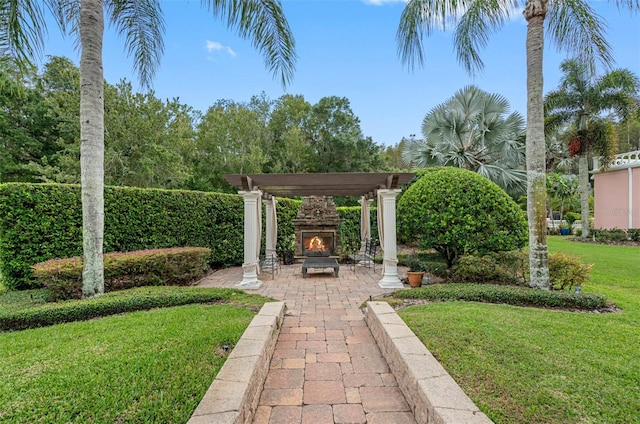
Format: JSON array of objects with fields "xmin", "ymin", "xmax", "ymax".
[
  {"xmin": 237, "ymin": 190, "xmax": 262, "ymax": 289},
  {"xmin": 264, "ymin": 197, "xmax": 277, "ymax": 257},
  {"xmin": 377, "ymin": 189, "xmax": 403, "ymax": 288}
]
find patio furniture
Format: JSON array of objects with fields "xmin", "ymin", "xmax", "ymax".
[
  {"xmin": 351, "ymin": 238, "xmax": 378, "ymax": 272},
  {"xmin": 302, "ymin": 256, "xmax": 339, "ymax": 278},
  {"xmin": 260, "ymin": 252, "xmax": 280, "ymax": 279}
]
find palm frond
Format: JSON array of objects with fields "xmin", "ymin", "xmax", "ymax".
[
  {"xmin": 546, "ymin": 0, "xmax": 613, "ymax": 73},
  {"xmin": 453, "ymin": 0, "xmax": 517, "ymax": 75},
  {"xmin": 611, "ymin": 0, "xmax": 640, "ymax": 11},
  {"xmin": 202, "ymin": 0, "xmax": 297, "ymax": 87},
  {"xmin": 106, "ymin": 0, "xmax": 165, "ymax": 89},
  {"xmin": 0, "ymin": 0, "xmax": 46, "ymax": 70}
]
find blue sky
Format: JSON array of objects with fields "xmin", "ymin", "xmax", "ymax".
[{"xmin": 42, "ymin": 0, "xmax": 639, "ymax": 147}]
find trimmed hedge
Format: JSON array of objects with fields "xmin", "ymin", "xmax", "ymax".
[
  {"xmin": 0, "ymin": 286, "xmax": 266, "ymax": 332},
  {"xmin": 591, "ymin": 228, "xmax": 640, "ymax": 242},
  {"xmin": 338, "ymin": 206, "xmax": 379, "ymax": 253},
  {"xmin": 33, "ymin": 247, "xmax": 211, "ymax": 300},
  {"xmin": 0, "ymin": 183, "xmax": 305, "ymax": 290},
  {"xmin": 0, "ymin": 183, "xmax": 372, "ymax": 290},
  {"xmin": 392, "ymin": 283, "xmax": 608, "ymax": 311}
]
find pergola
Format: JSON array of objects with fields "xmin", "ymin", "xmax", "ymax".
[{"xmin": 224, "ymin": 172, "xmax": 415, "ymax": 289}]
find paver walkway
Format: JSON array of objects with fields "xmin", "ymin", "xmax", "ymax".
[{"xmin": 198, "ymin": 262, "xmax": 417, "ymax": 424}]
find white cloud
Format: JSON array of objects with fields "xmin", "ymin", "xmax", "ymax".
[{"xmin": 205, "ymin": 40, "xmax": 237, "ymax": 57}]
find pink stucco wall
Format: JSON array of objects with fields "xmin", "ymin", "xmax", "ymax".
[{"xmin": 593, "ymin": 167, "xmax": 640, "ymax": 229}]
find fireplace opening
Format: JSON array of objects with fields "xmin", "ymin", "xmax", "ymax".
[{"xmin": 302, "ymin": 232, "xmax": 335, "ymax": 256}]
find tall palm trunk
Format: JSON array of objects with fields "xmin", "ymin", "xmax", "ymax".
[
  {"xmin": 524, "ymin": 0, "xmax": 550, "ymax": 289},
  {"xmin": 578, "ymin": 153, "xmax": 590, "ymax": 237},
  {"xmin": 80, "ymin": 0, "xmax": 105, "ymax": 298}
]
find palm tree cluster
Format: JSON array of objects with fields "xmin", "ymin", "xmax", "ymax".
[
  {"xmin": 402, "ymin": 85, "xmax": 526, "ymax": 197},
  {"xmin": 396, "ymin": 0, "xmax": 638, "ymax": 289},
  {"xmin": 545, "ymin": 59, "xmax": 639, "ymax": 237}
]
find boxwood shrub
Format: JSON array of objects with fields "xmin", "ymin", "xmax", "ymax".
[
  {"xmin": 0, "ymin": 286, "xmax": 266, "ymax": 332},
  {"xmin": 33, "ymin": 247, "xmax": 212, "ymax": 300},
  {"xmin": 392, "ymin": 283, "xmax": 608, "ymax": 310}
]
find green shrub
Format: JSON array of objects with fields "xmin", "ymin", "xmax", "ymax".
[
  {"xmin": 450, "ymin": 249, "xmax": 592, "ymax": 291},
  {"xmin": 338, "ymin": 205, "xmax": 378, "ymax": 253},
  {"xmin": 591, "ymin": 228, "xmax": 629, "ymax": 242},
  {"xmin": 33, "ymin": 247, "xmax": 211, "ymax": 300},
  {"xmin": 564, "ymin": 212, "xmax": 580, "ymax": 227},
  {"xmin": 0, "ymin": 286, "xmax": 263, "ymax": 332},
  {"xmin": 392, "ymin": 283, "xmax": 607, "ymax": 310},
  {"xmin": 450, "ymin": 253, "xmax": 524, "ymax": 285},
  {"xmin": 0, "ymin": 183, "xmax": 305, "ymax": 290},
  {"xmin": 547, "ymin": 251, "xmax": 593, "ymax": 291},
  {"xmin": 628, "ymin": 228, "xmax": 640, "ymax": 242},
  {"xmin": 399, "ymin": 252, "xmax": 447, "ymax": 276},
  {"xmin": 397, "ymin": 168, "xmax": 527, "ymax": 267}
]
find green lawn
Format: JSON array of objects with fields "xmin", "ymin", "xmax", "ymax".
[
  {"xmin": 0, "ymin": 303, "xmax": 256, "ymax": 423},
  {"xmin": 398, "ymin": 237, "xmax": 640, "ymax": 424}
]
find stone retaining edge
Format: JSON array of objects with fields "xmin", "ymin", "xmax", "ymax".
[
  {"xmin": 365, "ymin": 301, "xmax": 494, "ymax": 424},
  {"xmin": 187, "ymin": 301, "xmax": 285, "ymax": 424}
]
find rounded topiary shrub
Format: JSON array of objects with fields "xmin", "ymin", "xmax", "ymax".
[{"xmin": 397, "ymin": 167, "xmax": 527, "ymax": 267}]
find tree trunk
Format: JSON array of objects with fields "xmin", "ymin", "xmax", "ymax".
[
  {"xmin": 524, "ymin": 0, "xmax": 549, "ymax": 289},
  {"xmin": 578, "ymin": 153, "xmax": 590, "ymax": 237},
  {"xmin": 80, "ymin": 0, "xmax": 105, "ymax": 298}
]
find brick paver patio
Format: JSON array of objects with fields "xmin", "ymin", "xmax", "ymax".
[{"xmin": 197, "ymin": 262, "xmax": 417, "ymax": 424}]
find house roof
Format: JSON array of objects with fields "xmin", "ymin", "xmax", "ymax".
[{"xmin": 223, "ymin": 173, "xmax": 416, "ymax": 199}]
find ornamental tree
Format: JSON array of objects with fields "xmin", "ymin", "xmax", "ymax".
[{"xmin": 398, "ymin": 167, "xmax": 527, "ymax": 268}]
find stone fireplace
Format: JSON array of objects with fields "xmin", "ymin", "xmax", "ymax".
[{"xmin": 293, "ymin": 196, "xmax": 343, "ymax": 256}]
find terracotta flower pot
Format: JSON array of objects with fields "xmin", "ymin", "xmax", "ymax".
[{"xmin": 407, "ymin": 271, "xmax": 425, "ymax": 288}]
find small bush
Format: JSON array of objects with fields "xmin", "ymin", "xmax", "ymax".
[
  {"xmin": 547, "ymin": 252, "xmax": 593, "ymax": 291},
  {"xmin": 392, "ymin": 283, "xmax": 608, "ymax": 310},
  {"xmin": 591, "ymin": 228, "xmax": 629, "ymax": 242},
  {"xmin": 399, "ymin": 252, "xmax": 447, "ymax": 277},
  {"xmin": 33, "ymin": 247, "xmax": 211, "ymax": 300},
  {"xmin": 450, "ymin": 249, "xmax": 591, "ymax": 291},
  {"xmin": 0, "ymin": 286, "xmax": 263, "ymax": 332},
  {"xmin": 564, "ymin": 212, "xmax": 580, "ymax": 227},
  {"xmin": 451, "ymin": 251, "xmax": 527, "ymax": 285},
  {"xmin": 626, "ymin": 228, "xmax": 640, "ymax": 242},
  {"xmin": 397, "ymin": 168, "xmax": 527, "ymax": 267}
]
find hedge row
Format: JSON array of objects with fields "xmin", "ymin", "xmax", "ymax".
[
  {"xmin": 0, "ymin": 183, "xmax": 372, "ymax": 289},
  {"xmin": 33, "ymin": 247, "xmax": 211, "ymax": 300},
  {"xmin": 0, "ymin": 286, "xmax": 266, "ymax": 332},
  {"xmin": 591, "ymin": 228, "xmax": 640, "ymax": 242},
  {"xmin": 392, "ymin": 283, "xmax": 608, "ymax": 310},
  {"xmin": 338, "ymin": 206, "xmax": 379, "ymax": 253}
]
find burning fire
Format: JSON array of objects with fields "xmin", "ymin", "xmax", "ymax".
[{"xmin": 306, "ymin": 236, "xmax": 327, "ymax": 252}]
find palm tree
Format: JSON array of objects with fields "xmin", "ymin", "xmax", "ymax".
[
  {"xmin": 396, "ymin": 0, "xmax": 638, "ymax": 289},
  {"xmin": 545, "ymin": 59, "xmax": 639, "ymax": 237},
  {"xmin": 1, "ymin": 0, "xmax": 296, "ymax": 298},
  {"xmin": 402, "ymin": 85, "xmax": 526, "ymax": 196}
]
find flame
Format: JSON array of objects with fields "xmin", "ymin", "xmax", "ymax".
[{"xmin": 306, "ymin": 236, "xmax": 327, "ymax": 251}]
